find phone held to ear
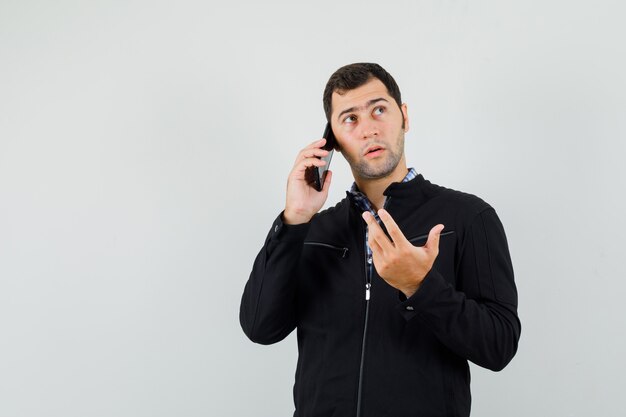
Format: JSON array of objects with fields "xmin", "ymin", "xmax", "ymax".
[{"xmin": 305, "ymin": 123, "xmax": 336, "ymax": 191}]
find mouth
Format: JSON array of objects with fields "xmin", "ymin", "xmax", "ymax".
[{"xmin": 363, "ymin": 145, "xmax": 385, "ymax": 158}]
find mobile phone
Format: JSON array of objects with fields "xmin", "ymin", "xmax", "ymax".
[{"xmin": 305, "ymin": 123, "xmax": 336, "ymax": 191}]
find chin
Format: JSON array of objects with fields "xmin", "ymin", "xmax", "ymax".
[{"xmin": 355, "ymin": 163, "xmax": 398, "ymax": 180}]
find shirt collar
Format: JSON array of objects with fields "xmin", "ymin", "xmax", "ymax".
[{"xmin": 348, "ymin": 167, "xmax": 418, "ymax": 213}]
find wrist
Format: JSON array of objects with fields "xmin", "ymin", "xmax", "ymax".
[
  {"xmin": 283, "ymin": 208, "xmax": 312, "ymax": 225},
  {"xmin": 400, "ymin": 269, "xmax": 430, "ymax": 298}
]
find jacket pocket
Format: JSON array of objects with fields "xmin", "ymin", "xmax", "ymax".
[
  {"xmin": 303, "ymin": 241, "xmax": 349, "ymax": 258},
  {"xmin": 408, "ymin": 230, "xmax": 455, "ymax": 246}
]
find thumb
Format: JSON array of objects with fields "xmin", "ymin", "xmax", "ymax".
[
  {"xmin": 425, "ymin": 224, "xmax": 445, "ymax": 253},
  {"xmin": 321, "ymin": 170, "xmax": 333, "ymax": 193}
]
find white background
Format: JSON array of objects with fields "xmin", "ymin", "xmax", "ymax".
[{"xmin": 1, "ymin": 1, "xmax": 625, "ymax": 416}]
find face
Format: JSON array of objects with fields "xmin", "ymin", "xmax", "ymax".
[{"xmin": 330, "ymin": 78, "xmax": 409, "ymax": 181}]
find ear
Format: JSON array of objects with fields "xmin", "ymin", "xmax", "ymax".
[{"xmin": 401, "ymin": 103, "xmax": 410, "ymax": 133}]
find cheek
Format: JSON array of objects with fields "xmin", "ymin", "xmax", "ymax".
[
  {"xmin": 335, "ymin": 137, "xmax": 349, "ymax": 153},
  {"xmin": 336, "ymin": 133, "xmax": 356, "ymax": 152},
  {"xmin": 339, "ymin": 142, "xmax": 358, "ymax": 157}
]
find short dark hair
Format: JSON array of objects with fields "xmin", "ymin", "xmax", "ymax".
[{"xmin": 323, "ymin": 63, "xmax": 403, "ymax": 122}]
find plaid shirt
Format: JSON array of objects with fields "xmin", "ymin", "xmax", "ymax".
[{"xmin": 348, "ymin": 168, "xmax": 418, "ymax": 298}]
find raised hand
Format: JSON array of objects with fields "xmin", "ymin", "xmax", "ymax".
[
  {"xmin": 362, "ymin": 209, "xmax": 445, "ymax": 298},
  {"xmin": 283, "ymin": 138, "xmax": 333, "ymax": 225}
]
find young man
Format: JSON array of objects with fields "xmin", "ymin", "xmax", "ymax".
[{"xmin": 240, "ymin": 63, "xmax": 520, "ymax": 417}]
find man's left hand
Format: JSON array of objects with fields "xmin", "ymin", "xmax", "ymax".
[{"xmin": 362, "ymin": 209, "xmax": 445, "ymax": 298}]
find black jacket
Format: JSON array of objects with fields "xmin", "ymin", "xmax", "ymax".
[{"xmin": 240, "ymin": 174, "xmax": 521, "ymax": 417}]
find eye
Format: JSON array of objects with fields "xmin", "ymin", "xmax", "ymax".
[
  {"xmin": 343, "ymin": 115, "xmax": 357, "ymax": 124},
  {"xmin": 373, "ymin": 106, "xmax": 385, "ymax": 116}
]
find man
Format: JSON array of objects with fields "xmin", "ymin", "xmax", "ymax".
[{"xmin": 240, "ymin": 63, "xmax": 520, "ymax": 417}]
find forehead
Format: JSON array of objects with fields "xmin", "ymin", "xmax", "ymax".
[{"xmin": 331, "ymin": 78, "xmax": 392, "ymax": 115}]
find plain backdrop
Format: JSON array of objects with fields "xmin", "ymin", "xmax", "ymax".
[{"xmin": 1, "ymin": 1, "xmax": 625, "ymax": 416}]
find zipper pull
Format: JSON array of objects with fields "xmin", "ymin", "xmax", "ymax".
[{"xmin": 365, "ymin": 283, "xmax": 371, "ymax": 300}]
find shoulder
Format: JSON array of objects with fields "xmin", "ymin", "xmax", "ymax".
[
  {"xmin": 425, "ymin": 180, "xmax": 492, "ymax": 215},
  {"xmin": 415, "ymin": 179, "xmax": 509, "ymax": 251},
  {"xmin": 412, "ymin": 177, "xmax": 497, "ymax": 231},
  {"xmin": 304, "ymin": 198, "xmax": 352, "ymax": 243},
  {"xmin": 312, "ymin": 197, "xmax": 350, "ymax": 223}
]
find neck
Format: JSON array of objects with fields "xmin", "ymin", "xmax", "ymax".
[{"xmin": 353, "ymin": 162, "xmax": 408, "ymax": 211}]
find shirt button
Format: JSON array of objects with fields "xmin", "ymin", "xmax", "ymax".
[
  {"xmin": 367, "ymin": 256, "xmax": 372, "ymax": 264},
  {"xmin": 406, "ymin": 306, "xmax": 414, "ymax": 311}
]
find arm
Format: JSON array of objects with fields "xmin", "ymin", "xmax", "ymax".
[
  {"xmin": 239, "ymin": 214, "xmax": 310, "ymax": 344},
  {"xmin": 399, "ymin": 208, "xmax": 521, "ymax": 371},
  {"xmin": 364, "ymin": 207, "xmax": 520, "ymax": 371},
  {"xmin": 239, "ymin": 138, "xmax": 333, "ymax": 344}
]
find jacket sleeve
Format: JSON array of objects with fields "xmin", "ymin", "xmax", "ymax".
[
  {"xmin": 239, "ymin": 212, "xmax": 310, "ymax": 345},
  {"xmin": 397, "ymin": 207, "xmax": 521, "ymax": 371}
]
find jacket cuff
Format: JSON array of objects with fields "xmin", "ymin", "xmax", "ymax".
[
  {"xmin": 396, "ymin": 268, "xmax": 449, "ymax": 321},
  {"xmin": 269, "ymin": 211, "xmax": 311, "ymax": 242}
]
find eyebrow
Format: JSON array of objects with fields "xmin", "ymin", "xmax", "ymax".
[{"xmin": 336, "ymin": 98, "xmax": 390, "ymax": 122}]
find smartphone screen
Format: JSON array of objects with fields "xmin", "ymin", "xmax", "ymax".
[{"xmin": 305, "ymin": 123, "xmax": 336, "ymax": 191}]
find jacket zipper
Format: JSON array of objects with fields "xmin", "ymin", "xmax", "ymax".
[
  {"xmin": 303, "ymin": 241, "xmax": 349, "ymax": 258},
  {"xmin": 408, "ymin": 230, "xmax": 455, "ymax": 244},
  {"xmin": 355, "ymin": 197, "xmax": 392, "ymax": 417},
  {"xmin": 355, "ymin": 223, "xmax": 370, "ymax": 417}
]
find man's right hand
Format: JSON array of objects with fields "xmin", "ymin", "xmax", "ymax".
[{"xmin": 283, "ymin": 138, "xmax": 333, "ymax": 225}]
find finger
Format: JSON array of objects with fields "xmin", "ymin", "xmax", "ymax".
[
  {"xmin": 290, "ymin": 158, "xmax": 327, "ymax": 181},
  {"xmin": 303, "ymin": 138, "xmax": 327, "ymax": 150},
  {"xmin": 368, "ymin": 232, "xmax": 385, "ymax": 257},
  {"xmin": 294, "ymin": 157, "xmax": 327, "ymax": 171},
  {"xmin": 377, "ymin": 209, "xmax": 407, "ymax": 246},
  {"xmin": 362, "ymin": 211, "xmax": 393, "ymax": 253},
  {"xmin": 363, "ymin": 212, "xmax": 385, "ymax": 255},
  {"xmin": 424, "ymin": 224, "xmax": 445, "ymax": 252},
  {"xmin": 294, "ymin": 145, "xmax": 329, "ymax": 170},
  {"xmin": 321, "ymin": 170, "xmax": 332, "ymax": 193},
  {"xmin": 299, "ymin": 148, "xmax": 330, "ymax": 160}
]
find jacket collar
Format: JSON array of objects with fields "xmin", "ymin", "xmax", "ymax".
[{"xmin": 346, "ymin": 172, "xmax": 434, "ymax": 210}]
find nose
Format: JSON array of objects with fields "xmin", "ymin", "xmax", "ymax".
[{"xmin": 359, "ymin": 119, "xmax": 378, "ymax": 140}]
